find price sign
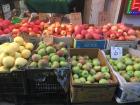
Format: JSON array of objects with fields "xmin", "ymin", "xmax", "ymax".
[
  {"xmin": 2, "ymin": 4, "xmax": 10, "ymax": 13},
  {"xmin": 39, "ymin": 13, "xmax": 50, "ymax": 21},
  {"xmin": 111, "ymin": 47, "xmax": 123, "ymax": 59},
  {"xmin": 69, "ymin": 12, "xmax": 82, "ymax": 25}
]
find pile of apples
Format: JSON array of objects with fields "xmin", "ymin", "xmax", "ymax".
[
  {"xmin": 43, "ymin": 22, "xmax": 74, "ymax": 37},
  {"xmin": 12, "ymin": 19, "xmax": 45, "ymax": 37},
  {"xmin": 74, "ymin": 24, "xmax": 103, "ymax": 40},
  {"xmin": 0, "ymin": 18, "xmax": 14, "ymax": 35},
  {"xmin": 102, "ymin": 23, "xmax": 137, "ymax": 40}
]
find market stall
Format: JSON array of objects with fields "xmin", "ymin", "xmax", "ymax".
[{"xmin": 0, "ymin": 0, "xmax": 139, "ymax": 105}]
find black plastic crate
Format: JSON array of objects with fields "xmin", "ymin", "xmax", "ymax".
[
  {"xmin": 0, "ymin": 71, "xmax": 26, "ymax": 95},
  {"xmin": 25, "ymin": 68, "xmax": 70, "ymax": 94},
  {"xmin": 15, "ymin": 92, "xmax": 70, "ymax": 105}
]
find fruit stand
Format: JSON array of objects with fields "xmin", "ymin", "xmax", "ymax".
[{"xmin": 0, "ymin": 0, "xmax": 140, "ymax": 105}]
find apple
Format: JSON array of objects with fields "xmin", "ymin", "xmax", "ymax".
[
  {"xmin": 85, "ymin": 33, "xmax": 93, "ymax": 39},
  {"xmin": 0, "ymin": 30, "xmax": 4, "ymax": 35},
  {"xmin": 4, "ymin": 28, "xmax": 10, "ymax": 34},
  {"xmin": 12, "ymin": 29, "xmax": 20, "ymax": 35},
  {"xmin": 75, "ymin": 34, "xmax": 84, "ymax": 40}
]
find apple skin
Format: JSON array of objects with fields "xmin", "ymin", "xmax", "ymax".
[{"xmin": 75, "ymin": 34, "xmax": 84, "ymax": 40}]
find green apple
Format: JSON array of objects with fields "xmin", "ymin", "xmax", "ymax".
[{"xmin": 101, "ymin": 66, "xmax": 109, "ymax": 73}]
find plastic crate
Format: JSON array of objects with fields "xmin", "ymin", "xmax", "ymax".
[
  {"xmin": 15, "ymin": 92, "xmax": 70, "ymax": 105},
  {"xmin": 25, "ymin": 68, "xmax": 70, "ymax": 94},
  {"xmin": 0, "ymin": 71, "xmax": 26, "ymax": 95},
  {"xmin": 19, "ymin": 68, "xmax": 70, "ymax": 104}
]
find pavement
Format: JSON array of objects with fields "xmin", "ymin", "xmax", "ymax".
[{"xmin": 0, "ymin": 102, "xmax": 140, "ymax": 105}]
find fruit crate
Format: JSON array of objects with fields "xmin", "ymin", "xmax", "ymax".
[
  {"xmin": 103, "ymin": 48, "xmax": 140, "ymax": 103},
  {"xmin": 106, "ymin": 40, "xmax": 137, "ymax": 49},
  {"xmin": 70, "ymin": 48, "xmax": 118, "ymax": 103},
  {"xmin": 24, "ymin": 68, "xmax": 70, "ymax": 104},
  {"xmin": 0, "ymin": 71, "xmax": 26, "ymax": 95},
  {"xmin": 15, "ymin": 92, "xmax": 69, "ymax": 105},
  {"xmin": 0, "ymin": 34, "xmax": 11, "ymax": 44}
]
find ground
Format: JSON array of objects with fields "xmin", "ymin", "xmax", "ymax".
[{"xmin": 0, "ymin": 102, "xmax": 140, "ymax": 105}]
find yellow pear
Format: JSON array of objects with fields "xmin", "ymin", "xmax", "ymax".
[
  {"xmin": 19, "ymin": 46, "xmax": 25, "ymax": 53},
  {"xmin": 10, "ymin": 66, "xmax": 18, "ymax": 72},
  {"xmin": 15, "ymin": 52, "xmax": 21, "ymax": 58},
  {"xmin": 15, "ymin": 57, "xmax": 27, "ymax": 68},
  {"xmin": 25, "ymin": 43, "xmax": 34, "ymax": 50},
  {"xmin": 21, "ymin": 49, "xmax": 31, "ymax": 59},
  {"xmin": 10, "ymin": 42, "xmax": 20, "ymax": 52},
  {"xmin": 14, "ymin": 36, "xmax": 24, "ymax": 45},
  {"xmin": 2, "ymin": 56, "xmax": 15, "ymax": 68},
  {"xmin": 4, "ymin": 46, "xmax": 15, "ymax": 56},
  {"xmin": 0, "ymin": 53, "xmax": 7, "ymax": 66},
  {"xmin": 0, "ymin": 66, "xmax": 9, "ymax": 73}
]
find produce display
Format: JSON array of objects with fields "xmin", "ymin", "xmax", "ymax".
[
  {"xmin": 107, "ymin": 54, "xmax": 140, "ymax": 82},
  {"xmin": 29, "ymin": 42, "xmax": 69, "ymax": 69},
  {"xmin": 102, "ymin": 23, "xmax": 137, "ymax": 40},
  {"xmin": 71, "ymin": 55, "xmax": 113, "ymax": 84},
  {"xmin": 12, "ymin": 19, "xmax": 45, "ymax": 37},
  {"xmin": 43, "ymin": 22, "xmax": 74, "ymax": 37},
  {"xmin": 74, "ymin": 24, "xmax": 103, "ymax": 40},
  {"xmin": 0, "ymin": 19, "xmax": 14, "ymax": 35},
  {"xmin": 0, "ymin": 36, "xmax": 34, "ymax": 72}
]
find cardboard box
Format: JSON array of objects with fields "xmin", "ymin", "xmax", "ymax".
[
  {"xmin": 74, "ymin": 39, "xmax": 107, "ymax": 49},
  {"xmin": 103, "ymin": 48, "xmax": 140, "ymax": 103},
  {"xmin": 70, "ymin": 48, "xmax": 118, "ymax": 103},
  {"xmin": 107, "ymin": 40, "xmax": 137, "ymax": 49}
]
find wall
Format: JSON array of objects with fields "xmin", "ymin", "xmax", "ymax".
[{"xmin": 83, "ymin": 0, "xmax": 121, "ymax": 25}]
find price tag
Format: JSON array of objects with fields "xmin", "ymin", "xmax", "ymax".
[
  {"xmin": 39, "ymin": 13, "xmax": 50, "ymax": 21},
  {"xmin": 2, "ymin": 4, "xmax": 10, "ymax": 13},
  {"xmin": 69, "ymin": 12, "xmax": 82, "ymax": 25},
  {"xmin": 111, "ymin": 47, "xmax": 123, "ymax": 59}
]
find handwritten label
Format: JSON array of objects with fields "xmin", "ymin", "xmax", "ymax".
[
  {"xmin": 111, "ymin": 47, "xmax": 123, "ymax": 59},
  {"xmin": 2, "ymin": 4, "xmax": 10, "ymax": 13},
  {"xmin": 39, "ymin": 13, "xmax": 50, "ymax": 21},
  {"xmin": 69, "ymin": 12, "xmax": 82, "ymax": 25}
]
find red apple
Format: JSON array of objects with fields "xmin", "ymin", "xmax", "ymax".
[
  {"xmin": 0, "ymin": 30, "xmax": 4, "ymax": 35},
  {"xmin": 128, "ymin": 29, "xmax": 136, "ymax": 35},
  {"xmin": 21, "ymin": 19, "xmax": 28, "ymax": 24},
  {"xmin": 75, "ymin": 34, "xmax": 84, "ymax": 40},
  {"xmin": 61, "ymin": 24, "xmax": 66, "ymax": 30},
  {"xmin": 110, "ymin": 34, "xmax": 116, "ymax": 39},
  {"xmin": 85, "ymin": 33, "xmax": 93, "ymax": 39},
  {"xmin": 111, "ymin": 26, "xmax": 118, "ymax": 31},
  {"xmin": 118, "ymin": 36, "xmax": 125, "ymax": 40},
  {"xmin": 92, "ymin": 33, "xmax": 101, "ymax": 40},
  {"xmin": 4, "ymin": 28, "xmax": 10, "ymax": 34},
  {"xmin": 74, "ymin": 25, "xmax": 82, "ymax": 34},
  {"xmin": 33, "ymin": 27, "xmax": 40, "ymax": 33},
  {"xmin": 54, "ymin": 27, "xmax": 61, "ymax": 34},
  {"xmin": 83, "ymin": 24, "xmax": 89, "ymax": 29},
  {"xmin": 61, "ymin": 30, "xmax": 66, "ymax": 36},
  {"xmin": 22, "ymin": 23, "xmax": 29, "ymax": 27},
  {"xmin": 81, "ymin": 30, "xmax": 87, "ymax": 36},
  {"xmin": 12, "ymin": 29, "xmax": 19, "ymax": 34}
]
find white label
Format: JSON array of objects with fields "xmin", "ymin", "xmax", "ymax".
[
  {"xmin": 4, "ymin": 12, "xmax": 11, "ymax": 19},
  {"xmin": 2, "ymin": 4, "xmax": 10, "ymax": 13},
  {"xmin": 111, "ymin": 47, "xmax": 123, "ymax": 59}
]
